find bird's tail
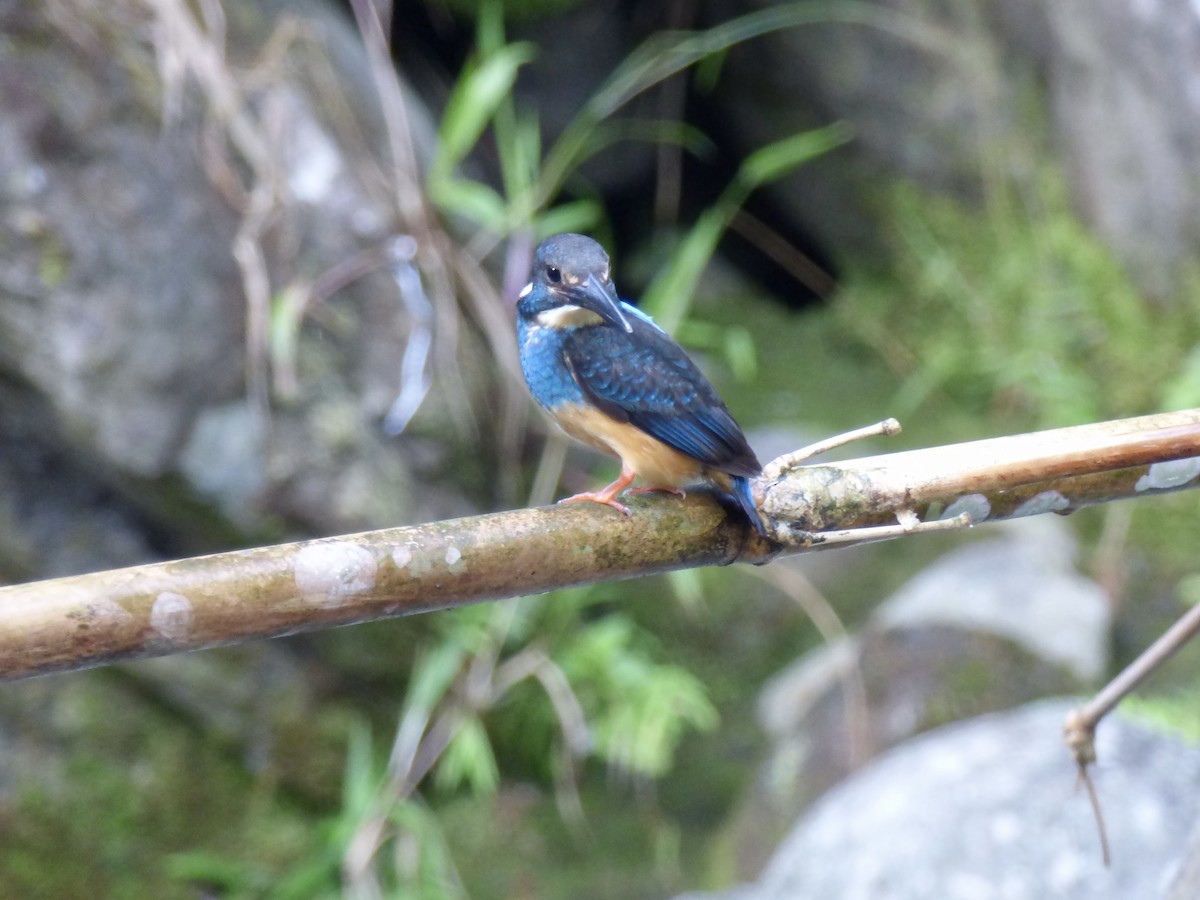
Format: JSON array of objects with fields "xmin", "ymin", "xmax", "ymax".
[{"xmin": 730, "ymin": 475, "xmax": 768, "ymax": 538}]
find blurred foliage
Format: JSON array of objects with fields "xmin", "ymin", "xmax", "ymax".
[
  {"xmin": 426, "ymin": 0, "xmax": 843, "ymax": 369},
  {"xmin": 355, "ymin": 10, "xmax": 847, "ymax": 891},
  {"xmin": 835, "ymin": 174, "xmax": 1200, "ymax": 435},
  {"xmin": 9, "ymin": 0, "xmax": 1200, "ymax": 897},
  {"xmin": 640, "ymin": 124, "xmax": 849, "ymax": 333},
  {"xmin": 1120, "ymin": 570, "xmax": 1200, "ymax": 746},
  {"xmin": 431, "ymin": 0, "xmax": 585, "ymax": 24},
  {"xmin": 832, "ymin": 172, "xmax": 1200, "ymax": 766},
  {"xmin": 1123, "ymin": 691, "xmax": 1200, "ymax": 746},
  {"xmin": 0, "ymin": 672, "xmax": 323, "ymax": 899}
]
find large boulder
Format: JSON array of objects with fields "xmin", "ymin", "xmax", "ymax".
[
  {"xmin": 727, "ymin": 518, "xmax": 1110, "ymax": 874},
  {"xmin": 710, "ymin": 0, "xmax": 1200, "ymax": 296},
  {"xmin": 0, "ymin": 0, "xmax": 495, "ymax": 581},
  {"xmin": 683, "ymin": 698, "xmax": 1200, "ymax": 899}
]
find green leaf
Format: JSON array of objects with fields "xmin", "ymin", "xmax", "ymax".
[
  {"xmin": 494, "ymin": 104, "xmax": 541, "ymax": 216},
  {"xmin": 432, "ymin": 41, "xmax": 537, "ymax": 180},
  {"xmin": 554, "ymin": 615, "xmax": 717, "ymax": 778},
  {"xmin": 533, "ymin": 199, "xmax": 604, "ymax": 240},
  {"xmin": 1177, "ymin": 573, "xmax": 1200, "ymax": 608},
  {"xmin": 665, "ymin": 568, "xmax": 706, "ymax": 613},
  {"xmin": 723, "ymin": 325, "xmax": 759, "ymax": 381},
  {"xmin": 165, "ymin": 853, "xmax": 269, "ymax": 893},
  {"xmin": 387, "ymin": 801, "xmax": 461, "ymax": 899},
  {"xmin": 435, "ymin": 716, "xmax": 500, "ymax": 795},
  {"xmin": 428, "ymin": 177, "xmax": 508, "ymax": 231},
  {"xmin": 1162, "ymin": 345, "xmax": 1200, "ymax": 411},
  {"xmin": 341, "ymin": 718, "xmax": 383, "ymax": 819},
  {"xmin": 739, "ymin": 123, "xmax": 851, "ymax": 186},
  {"xmin": 640, "ymin": 208, "xmax": 729, "ymax": 332},
  {"xmin": 406, "ymin": 642, "xmax": 467, "ymax": 716},
  {"xmin": 642, "ymin": 124, "xmax": 847, "ymax": 332}
]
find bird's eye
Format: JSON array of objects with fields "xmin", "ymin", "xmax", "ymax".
[{"xmin": 546, "ymin": 265, "xmax": 562, "ymax": 284}]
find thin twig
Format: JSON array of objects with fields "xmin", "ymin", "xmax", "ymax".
[
  {"xmin": 762, "ymin": 418, "xmax": 901, "ymax": 480},
  {"xmin": 746, "ymin": 564, "xmax": 873, "ymax": 767},
  {"xmin": 1079, "ymin": 601, "xmax": 1200, "ymax": 728},
  {"xmin": 1063, "ymin": 597, "xmax": 1200, "ymax": 868}
]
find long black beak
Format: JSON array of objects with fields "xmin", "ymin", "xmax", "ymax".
[{"xmin": 574, "ymin": 275, "xmax": 632, "ymax": 333}]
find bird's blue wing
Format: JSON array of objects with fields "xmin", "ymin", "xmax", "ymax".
[{"xmin": 561, "ymin": 312, "xmax": 761, "ymax": 476}]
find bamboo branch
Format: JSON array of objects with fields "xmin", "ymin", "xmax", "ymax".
[
  {"xmin": 2, "ymin": 409, "xmax": 1199, "ymax": 682},
  {"xmin": 759, "ymin": 408, "xmax": 1200, "ymax": 539}
]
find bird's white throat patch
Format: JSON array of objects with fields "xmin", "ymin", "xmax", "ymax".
[{"xmin": 537, "ymin": 305, "xmax": 604, "ymax": 329}]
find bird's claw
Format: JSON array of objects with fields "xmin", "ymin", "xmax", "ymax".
[{"xmin": 559, "ymin": 492, "xmax": 632, "ymax": 518}]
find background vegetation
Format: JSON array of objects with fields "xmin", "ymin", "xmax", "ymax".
[{"xmin": 2, "ymin": 1, "xmax": 1199, "ymax": 897}]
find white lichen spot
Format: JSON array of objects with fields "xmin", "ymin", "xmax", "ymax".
[
  {"xmin": 942, "ymin": 493, "xmax": 991, "ymax": 524},
  {"xmin": 444, "ymin": 545, "xmax": 466, "ymax": 574},
  {"xmin": 393, "ymin": 545, "xmax": 413, "ymax": 569},
  {"xmin": 294, "ymin": 541, "xmax": 377, "ymax": 608},
  {"xmin": 1013, "ymin": 490, "xmax": 1070, "ymax": 518},
  {"xmin": 151, "ymin": 592, "xmax": 193, "ymax": 642},
  {"xmin": 1136, "ymin": 457, "xmax": 1200, "ymax": 492}
]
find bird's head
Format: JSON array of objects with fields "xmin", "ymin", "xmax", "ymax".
[{"xmin": 518, "ymin": 233, "xmax": 632, "ymax": 333}]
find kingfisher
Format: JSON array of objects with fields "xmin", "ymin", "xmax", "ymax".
[{"xmin": 516, "ymin": 232, "xmax": 766, "ymax": 535}]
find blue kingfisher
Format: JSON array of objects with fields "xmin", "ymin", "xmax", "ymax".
[{"xmin": 516, "ymin": 232, "xmax": 765, "ymax": 534}]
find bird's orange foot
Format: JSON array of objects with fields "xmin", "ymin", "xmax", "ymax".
[
  {"xmin": 627, "ymin": 485, "xmax": 686, "ymax": 498},
  {"xmin": 558, "ymin": 464, "xmax": 636, "ymax": 518},
  {"xmin": 560, "ymin": 490, "xmax": 632, "ymax": 518}
]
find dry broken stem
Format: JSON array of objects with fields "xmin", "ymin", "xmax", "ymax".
[{"xmin": 1064, "ymin": 599, "xmax": 1200, "ymax": 867}]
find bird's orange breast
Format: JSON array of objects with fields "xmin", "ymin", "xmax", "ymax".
[{"xmin": 551, "ymin": 402, "xmax": 705, "ymax": 487}]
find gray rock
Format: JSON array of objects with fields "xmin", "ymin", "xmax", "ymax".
[
  {"xmin": 728, "ymin": 518, "xmax": 1108, "ymax": 875},
  {"xmin": 1166, "ymin": 816, "xmax": 1200, "ymax": 900},
  {"xmin": 0, "ymin": 0, "xmax": 486, "ymax": 577},
  {"xmin": 684, "ymin": 699, "xmax": 1200, "ymax": 900},
  {"xmin": 1044, "ymin": 0, "xmax": 1200, "ymax": 298},
  {"xmin": 874, "ymin": 518, "xmax": 1110, "ymax": 683},
  {"xmin": 712, "ymin": 0, "xmax": 1200, "ymax": 294}
]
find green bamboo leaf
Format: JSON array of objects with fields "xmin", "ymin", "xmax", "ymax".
[
  {"xmin": 428, "ymin": 177, "xmax": 508, "ymax": 231},
  {"xmin": 1162, "ymin": 345, "xmax": 1200, "ymax": 411},
  {"xmin": 407, "ymin": 642, "xmax": 467, "ymax": 716},
  {"xmin": 432, "ymin": 42, "xmax": 537, "ymax": 179},
  {"xmin": 495, "ymin": 104, "xmax": 541, "ymax": 216},
  {"xmin": 342, "ymin": 718, "xmax": 382, "ymax": 815},
  {"xmin": 739, "ymin": 122, "xmax": 851, "ymax": 186},
  {"xmin": 640, "ymin": 207, "xmax": 728, "ymax": 330},
  {"xmin": 533, "ymin": 199, "xmax": 604, "ymax": 240},
  {"xmin": 665, "ymin": 568, "xmax": 706, "ymax": 613},
  {"xmin": 643, "ymin": 124, "xmax": 847, "ymax": 331},
  {"xmin": 435, "ymin": 715, "xmax": 500, "ymax": 795},
  {"xmin": 388, "ymin": 801, "xmax": 459, "ymax": 899},
  {"xmin": 724, "ymin": 325, "xmax": 759, "ymax": 381}
]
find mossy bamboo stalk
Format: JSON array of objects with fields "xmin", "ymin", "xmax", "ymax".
[{"xmin": 1, "ymin": 408, "xmax": 1198, "ymax": 682}]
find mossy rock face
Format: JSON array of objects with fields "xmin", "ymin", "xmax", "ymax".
[
  {"xmin": 0, "ymin": 0, "xmax": 498, "ymax": 575},
  {"xmin": 725, "ymin": 519, "xmax": 1107, "ymax": 877},
  {"xmin": 704, "ymin": 0, "xmax": 1200, "ymax": 297},
  {"xmin": 720, "ymin": 701, "xmax": 1200, "ymax": 900},
  {"xmin": 0, "ymin": 5, "xmax": 497, "ymax": 890}
]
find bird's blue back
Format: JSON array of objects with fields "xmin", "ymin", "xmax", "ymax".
[{"xmin": 518, "ymin": 292, "xmax": 760, "ymax": 477}]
